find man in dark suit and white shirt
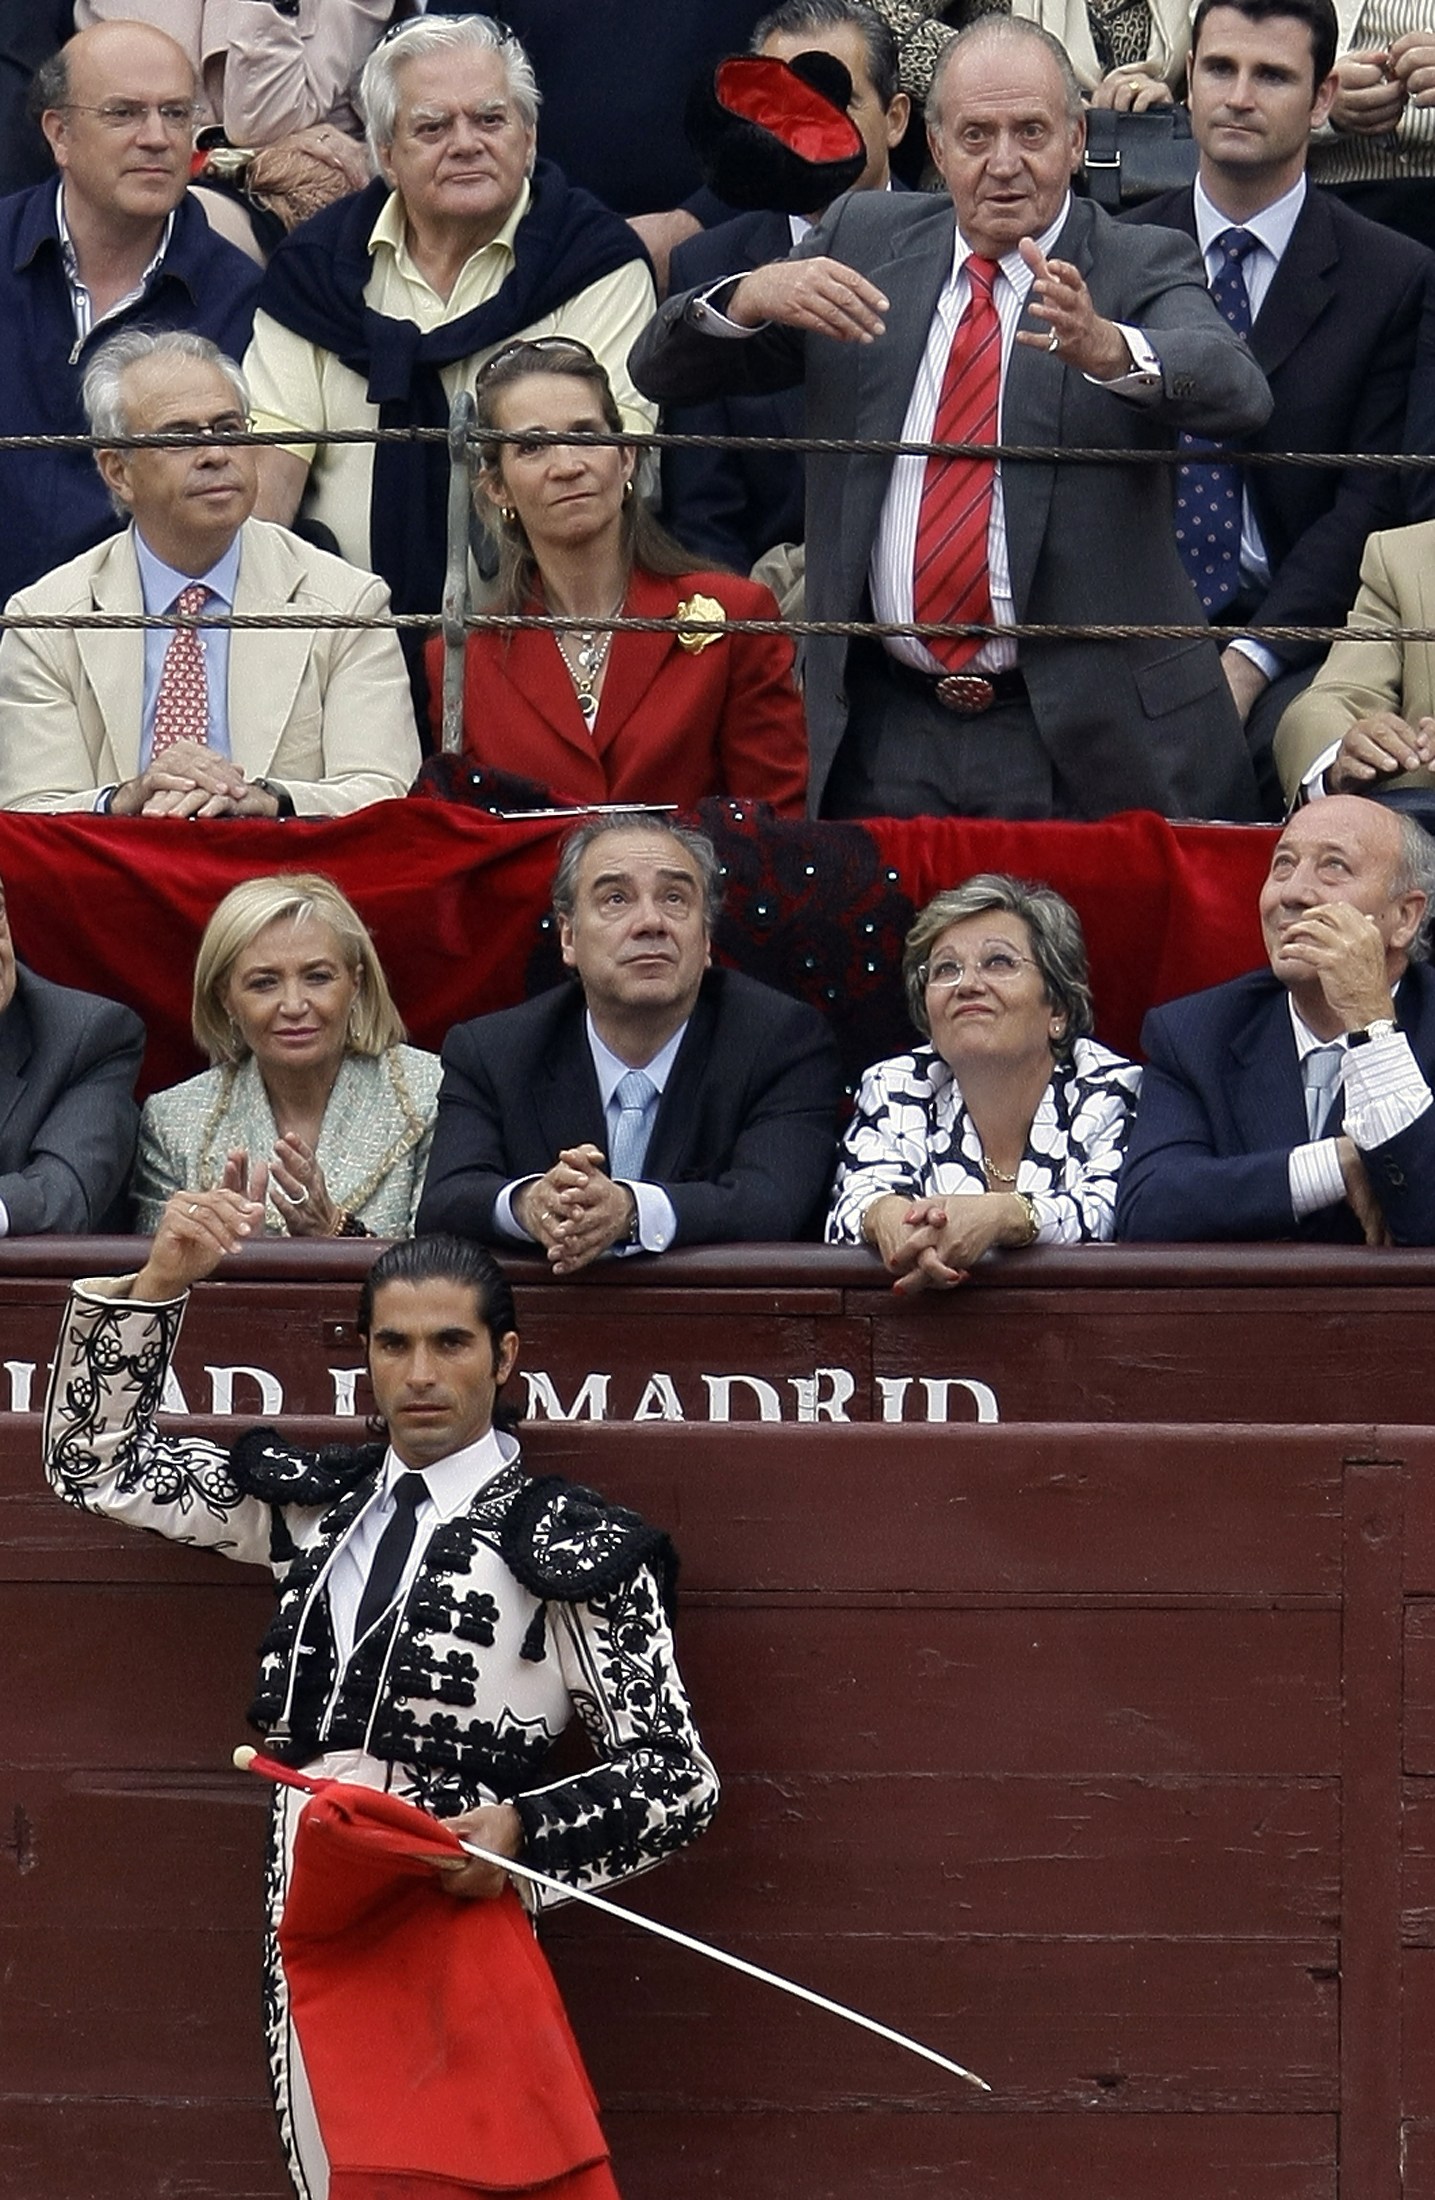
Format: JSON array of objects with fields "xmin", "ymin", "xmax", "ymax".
[
  {"xmin": 0, "ymin": 869, "xmax": 144, "ymax": 1232},
  {"xmin": 415, "ymin": 813, "xmax": 843, "ymax": 1266},
  {"xmin": 1116, "ymin": 795, "xmax": 1435, "ymax": 1244},
  {"xmin": 632, "ymin": 14, "xmax": 1272, "ymax": 823},
  {"xmin": 1126, "ymin": 0, "xmax": 1435, "ymax": 804}
]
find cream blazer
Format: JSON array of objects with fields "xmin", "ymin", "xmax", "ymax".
[
  {"xmin": 1274, "ymin": 521, "xmax": 1435, "ymax": 797},
  {"xmin": 0, "ymin": 519, "xmax": 420, "ymax": 814}
]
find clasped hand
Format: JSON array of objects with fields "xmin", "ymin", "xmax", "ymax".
[
  {"xmin": 864, "ymin": 1190, "xmax": 1031, "ymax": 1294},
  {"xmin": 514, "ymin": 1144, "xmax": 638, "ymax": 1276},
  {"xmin": 109, "ymin": 738, "xmax": 281, "ymax": 819}
]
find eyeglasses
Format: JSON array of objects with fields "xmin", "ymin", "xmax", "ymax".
[
  {"xmin": 59, "ymin": 100, "xmax": 197, "ymax": 134},
  {"xmin": 475, "ymin": 335, "xmax": 600, "ymax": 387},
  {"xmin": 920, "ymin": 949, "xmax": 1037, "ymax": 989},
  {"xmin": 138, "ymin": 412, "xmax": 253, "ymax": 445}
]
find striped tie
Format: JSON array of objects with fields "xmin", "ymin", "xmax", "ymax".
[{"xmin": 913, "ymin": 255, "xmax": 1001, "ymax": 674}]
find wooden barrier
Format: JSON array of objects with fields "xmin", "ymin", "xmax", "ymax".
[
  {"xmin": 3, "ymin": 1411, "xmax": 1431, "ymax": 2199},
  {"xmin": 2, "ymin": 1240, "xmax": 1434, "ymax": 1426}
]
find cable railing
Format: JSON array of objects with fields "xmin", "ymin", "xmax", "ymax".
[{"xmin": 0, "ymin": 403, "xmax": 1428, "ymax": 759}]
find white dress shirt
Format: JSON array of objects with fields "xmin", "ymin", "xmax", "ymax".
[
  {"xmin": 326, "ymin": 1424, "xmax": 514, "ymax": 1666},
  {"xmin": 869, "ymin": 196, "xmax": 1163, "ymax": 676},
  {"xmin": 1286, "ymin": 988, "xmax": 1433, "ymax": 1218}
]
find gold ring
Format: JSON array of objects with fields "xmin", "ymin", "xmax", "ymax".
[{"xmin": 1047, "ymin": 330, "xmax": 1060, "ymax": 354}]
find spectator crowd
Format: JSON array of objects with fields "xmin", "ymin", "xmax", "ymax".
[{"xmin": 4, "ymin": 0, "xmax": 1435, "ymax": 1262}]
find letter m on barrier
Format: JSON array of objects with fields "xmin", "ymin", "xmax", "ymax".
[{"xmin": 522, "ymin": 1371, "xmax": 612, "ymax": 1421}]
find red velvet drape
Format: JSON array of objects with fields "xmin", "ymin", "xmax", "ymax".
[{"xmin": 0, "ymin": 803, "xmax": 1276, "ymax": 1096}]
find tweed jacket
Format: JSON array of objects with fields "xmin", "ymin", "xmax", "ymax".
[
  {"xmin": 132, "ymin": 1045, "xmax": 440, "ymax": 1235},
  {"xmin": 43, "ymin": 1278, "xmax": 719, "ymax": 1900}
]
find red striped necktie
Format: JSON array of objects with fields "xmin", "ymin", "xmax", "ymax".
[{"xmin": 913, "ymin": 254, "xmax": 1001, "ymax": 675}]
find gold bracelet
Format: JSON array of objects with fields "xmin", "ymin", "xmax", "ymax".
[{"xmin": 1012, "ymin": 1191, "xmax": 1039, "ymax": 1246}]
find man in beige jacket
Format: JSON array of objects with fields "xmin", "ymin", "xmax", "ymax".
[
  {"xmin": 0, "ymin": 327, "xmax": 419, "ymax": 816},
  {"xmin": 1274, "ymin": 519, "xmax": 1435, "ymax": 804}
]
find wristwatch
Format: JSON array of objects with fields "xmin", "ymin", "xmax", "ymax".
[{"xmin": 1348, "ymin": 1018, "xmax": 1398, "ymax": 1047}]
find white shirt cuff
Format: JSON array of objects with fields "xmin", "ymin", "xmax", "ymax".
[
  {"xmin": 493, "ymin": 1179, "xmax": 539, "ymax": 1241},
  {"xmin": 1290, "ymin": 1136, "xmax": 1347, "ymax": 1217},
  {"xmin": 686, "ymin": 278, "xmax": 763, "ymax": 337},
  {"xmin": 624, "ymin": 1179, "xmax": 677, "ymax": 1253},
  {"xmin": 1345, "ymin": 1027, "xmax": 1433, "ymax": 1149},
  {"xmin": 0, "ymin": 1194, "xmax": 9, "ymax": 1237},
  {"xmin": 1225, "ymin": 635, "xmax": 1282, "ymax": 684},
  {"xmin": 1086, "ymin": 324, "xmax": 1164, "ymax": 401},
  {"xmin": 1298, "ymin": 739, "xmax": 1342, "ymax": 803}
]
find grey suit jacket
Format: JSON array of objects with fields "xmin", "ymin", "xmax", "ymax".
[
  {"xmin": 0, "ymin": 964, "xmax": 145, "ymax": 1234},
  {"xmin": 632, "ymin": 190, "xmax": 1273, "ymax": 821}
]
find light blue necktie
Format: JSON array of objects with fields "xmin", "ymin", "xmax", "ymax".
[
  {"xmin": 609, "ymin": 1069, "xmax": 656, "ymax": 1181},
  {"xmin": 1303, "ymin": 1043, "xmax": 1344, "ymax": 1138}
]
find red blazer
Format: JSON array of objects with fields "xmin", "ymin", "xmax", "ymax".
[{"xmin": 425, "ymin": 567, "xmax": 807, "ymax": 815}]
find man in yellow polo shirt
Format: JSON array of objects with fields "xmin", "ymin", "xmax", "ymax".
[{"xmin": 244, "ymin": 11, "xmax": 656, "ymax": 639}]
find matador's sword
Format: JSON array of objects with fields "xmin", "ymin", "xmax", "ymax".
[{"xmin": 235, "ymin": 1747, "xmax": 989, "ymax": 2092}]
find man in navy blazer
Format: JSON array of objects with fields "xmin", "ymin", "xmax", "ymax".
[
  {"xmin": 1125, "ymin": 0, "xmax": 1435, "ymax": 800},
  {"xmin": 0, "ymin": 872, "xmax": 145, "ymax": 1233},
  {"xmin": 1116, "ymin": 796, "xmax": 1435, "ymax": 1243},
  {"xmin": 416, "ymin": 813, "xmax": 842, "ymax": 1264}
]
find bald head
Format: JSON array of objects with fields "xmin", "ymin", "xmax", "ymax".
[{"xmin": 39, "ymin": 21, "xmax": 196, "ymax": 233}]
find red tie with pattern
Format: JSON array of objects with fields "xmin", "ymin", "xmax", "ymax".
[
  {"xmin": 913, "ymin": 255, "xmax": 1001, "ymax": 674},
  {"xmin": 150, "ymin": 581, "xmax": 211, "ymax": 756}
]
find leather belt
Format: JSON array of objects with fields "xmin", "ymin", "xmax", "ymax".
[{"xmin": 878, "ymin": 650, "xmax": 1028, "ymax": 717}]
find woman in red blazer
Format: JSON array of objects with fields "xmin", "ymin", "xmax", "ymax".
[{"xmin": 424, "ymin": 337, "xmax": 807, "ymax": 817}]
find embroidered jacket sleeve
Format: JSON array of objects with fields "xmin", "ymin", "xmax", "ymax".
[
  {"xmin": 43, "ymin": 1279, "xmax": 325, "ymax": 1568},
  {"xmin": 510, "ymin": 1564, "xmax": 719, "ymax": 1908}
]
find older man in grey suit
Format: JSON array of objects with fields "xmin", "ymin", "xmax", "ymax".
[
  {"xmin": 0, "ymin": 873, "xmax": 145, "ymax": 1232},
  {"xmin": 632, "ymin": 15, "xmax": 1273, "ymax": 823}
]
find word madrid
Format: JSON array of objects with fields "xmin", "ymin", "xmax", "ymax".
[{"xmin": 3, "ymin": 1357, "xmax": 999, "ymax": 1424}]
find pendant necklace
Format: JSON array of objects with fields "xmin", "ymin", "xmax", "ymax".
[{"xmin": 555, "ymin": 598, "xmax": 623, "ymax": 723}]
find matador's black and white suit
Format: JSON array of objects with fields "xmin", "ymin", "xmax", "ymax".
[{"xmin": 43, "ymin": 1277, "xmax": 719, "ymax": 2197}]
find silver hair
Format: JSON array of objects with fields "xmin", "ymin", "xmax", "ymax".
[
  {"xmin": 81, "ymin": 330, "xmax": 249, "ymax": 515},
  {"xmin": 925, "ymin": 15, "xmax": 1085, "ymax": 126},
  {"xmin": 81, "ymin": 328, "xmax": 248, "ymax": 442},
  {"xmin": 1392, "ymin": 809, "xmax": 1435, "ymax": 962},
  {"xmin": 359, "ymin": 14, "xmax": 541, "ymax": 161},
  {"xmin": 901, "ymin": 873, "xmax": 1095, "ymax": 1055},
  {"xmin": 550, "ymin": 811, "xmax": 725, "ymax": 929}
]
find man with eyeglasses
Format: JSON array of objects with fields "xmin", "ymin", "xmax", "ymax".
[
  {"xmin": 0, "ymin": 329, "xmax": 420, "ymax": 817},
  {"xmin": 0, "ymin": 20, "xmax": 261, "ymax": 610},
  {"xmin": 244, "ymin": 12, "xmax": 656, "ymax": 679}
]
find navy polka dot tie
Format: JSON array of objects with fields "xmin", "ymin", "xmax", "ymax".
[{"xmin": 1175, "ymin": 227, "xmax": 1259, "ymax": 614}]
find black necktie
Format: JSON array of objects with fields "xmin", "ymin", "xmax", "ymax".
[{"xmin": 354, "ymin": 1471, "xmax": 429, "ymax": 1640}]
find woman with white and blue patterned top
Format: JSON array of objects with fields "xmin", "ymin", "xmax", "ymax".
[{"xmin": 827, "ymin": 874, "xmax": 1141, "ymax": 1291}]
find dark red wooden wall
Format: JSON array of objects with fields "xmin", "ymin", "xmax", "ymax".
[{"xmin": 4, "ymin": 1250, "xmax": 1434, "ymax": 2197}]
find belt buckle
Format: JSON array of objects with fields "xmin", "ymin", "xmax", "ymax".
[{"xmin": 934, "ymin": 673, "xmax": 995, "ymax": 716}]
